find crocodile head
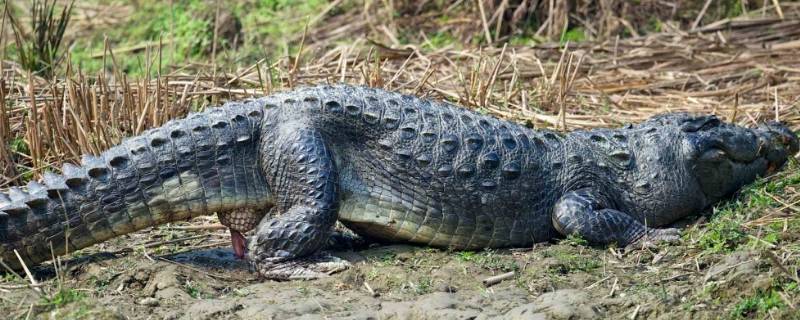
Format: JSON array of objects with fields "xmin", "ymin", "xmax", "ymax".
[
  {"xmin": 667, "ymin": 113, "xmax": 798, "ymax": 203},
  {"xmin": 612, "ymin": 113, "xmax": 797, "ymax": 225}
]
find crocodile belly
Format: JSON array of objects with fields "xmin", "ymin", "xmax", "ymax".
[{"xmin": 337, "ymin": 191, "xmax": 540, "ymax": 250}]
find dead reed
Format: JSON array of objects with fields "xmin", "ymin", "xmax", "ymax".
[{"xmin": 0, "ymin": 2, "xmax": 798, "ymax": 188}]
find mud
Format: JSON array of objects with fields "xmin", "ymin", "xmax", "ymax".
[{"xmin": 0, "ymin": 224, "xmax": 794, "ymax": 320}]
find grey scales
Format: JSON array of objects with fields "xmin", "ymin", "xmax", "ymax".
[{"xmin": 1, "ymin": 84, "xmax": 798, "ymax": 279}]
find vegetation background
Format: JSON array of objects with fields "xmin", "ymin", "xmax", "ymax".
[{"xmin": 0, "ymin": 0, "xmax": 798, "ymax": 319}]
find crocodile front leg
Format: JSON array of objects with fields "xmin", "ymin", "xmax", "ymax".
[
  {"xmin": 552, "ymin": 188, "xmax": 681, "ymax": 247},
  {"xmin": 247, "ymin": 125, "xmax": 348, "ymax": 279}
]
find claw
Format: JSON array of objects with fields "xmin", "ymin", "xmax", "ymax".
[
  {"xmin": 251, "ymin": 252, "xmax": 351, "ymax": 280},
  {"xmin": 627, "ymin": 228, "xmax": 682, "ymax": 249}
]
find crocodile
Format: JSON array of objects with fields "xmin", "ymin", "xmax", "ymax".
[{"xmin": 0, "ymin": 84, "xmax": 797, "ymax": 279}]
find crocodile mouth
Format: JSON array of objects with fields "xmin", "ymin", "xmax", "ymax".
[
  {"xmin": 703, "ymin": 122, "xmax": 798, "ymax": 171},
  {"xmin": 755, "ymin": 122, "xmax": 799, "ymax": 173}
]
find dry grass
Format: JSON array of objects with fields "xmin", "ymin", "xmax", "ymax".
[
  {"xmin": 0, "ymin": 2, "xmax": 799, "ymax": 318},
  {"xmin": 1, "ymin": 2, "xmax": 799, "ymax": 188}
]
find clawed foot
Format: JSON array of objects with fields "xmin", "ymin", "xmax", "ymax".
[
  {"xmin": 250, "ymin": 251, "xmax": 351, "ymax": 280},
  {"xmin": 626, "ymin": 228, "xmax": 682, "ymax": 250}
]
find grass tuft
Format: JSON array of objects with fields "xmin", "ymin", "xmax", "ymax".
[{"xmin": 5, "ymin": 0, "xmax": 74, "ymax": 78}]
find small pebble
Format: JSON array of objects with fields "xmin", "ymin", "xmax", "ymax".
[
  {"xmin": 436, "ymin": 283, "xmax": 458, "ymax": 293},
  {"xmin": 138, "ymin": 297, "xmax": 159, "ymax": 306}
]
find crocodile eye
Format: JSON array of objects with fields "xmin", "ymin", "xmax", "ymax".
[{"xmin": 682, "ymin": 116, "xmax": 720, "ymax": 132}]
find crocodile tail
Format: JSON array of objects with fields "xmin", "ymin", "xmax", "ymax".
[{"xmin": 0, "ymin": 99, "xmax": 272, "ymax": 270}]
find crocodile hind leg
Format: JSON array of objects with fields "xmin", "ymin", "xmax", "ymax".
[
  {"xmin": 552, "ymin": 188, "xmax": 681, "ymax": 247},
  {"xmin": 247, "ymin": 126, "xmax": 349, "ymax": 280}
]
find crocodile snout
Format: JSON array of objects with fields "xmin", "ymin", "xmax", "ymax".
[{"xmin": 756, "ymin": 122, "xmax": 799, "ymax": 173}]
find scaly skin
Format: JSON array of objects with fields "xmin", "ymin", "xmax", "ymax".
[
  {"xmin": 0, "ymin": 101, "xmax": 272, "ymax": 270},
  {"xmin": 1, "ymin": 84, "xmax": 797, "ymax": 279}
]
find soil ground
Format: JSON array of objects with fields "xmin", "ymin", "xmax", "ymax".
[{"xmin": 2, "ymin": 217, "xmax": 795, "ymax": 320}]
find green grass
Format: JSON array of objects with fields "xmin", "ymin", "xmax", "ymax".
[
  {"xmin": 690, "ymin": 161, "xmax": 800, "ymax": 254},
  {"xmin": 40, "ymin": 287, "xmax": 86, "ymax": 307},
  {"xmin": 730, "ymin": 286, "xmax": 786, "ymax": 319},
  {"xmin": 8, "ymin": 137, "xmax": 29, "ymax": 155},
  {"xmin": 455, "ymin": 250, "xmax": 518, "ymax": 272},
  {"xmin": 560, "ymin": 233, "xmax": 589, "ymax": 246},
  {"xmin": 560, "ymin": 27, "xmax": 586, "ymax": 44},
  {"xmin": 5, "ymin": 0, "xmax": 74, "ymax": 78},
  {"xmin": 543, "ymin": 247, "xmax": 601, "ymax": 274},
  {"xmin": 422, "ymin": 32, "xmax": 460, "ymax": 50},
  {"xmin": 694, "ymin": 215, "xmax": 746, "ymax": 253},
  {"xmin": 69, "ymin": 0, "xmax": 213, "ymax": 75},
  {"xmin": 410, "ymin": 276, "xmax": 434, "ymax": 295},
  {"xmin": 184, "ymin": 280, "xmax": 203, "ymax": 298},
  {"xmin": 56, "ymin": 0, "xmax": 331, "ymax": 76}
]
